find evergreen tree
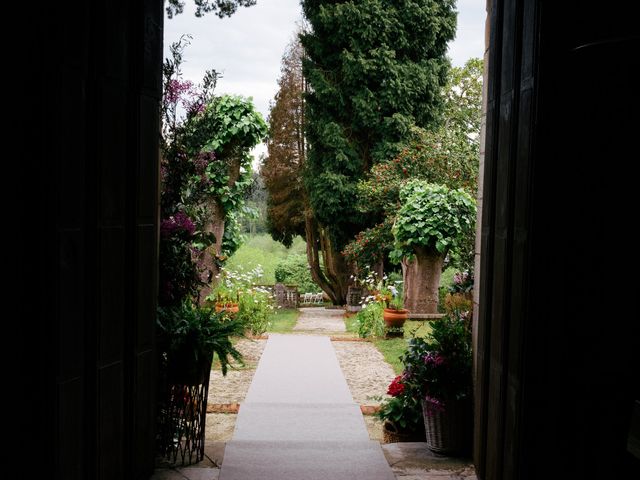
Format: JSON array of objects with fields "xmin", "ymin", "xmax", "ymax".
[
  {"xmin": 300, "ymin": 0, "xmax": 457, "ymax": 302},
  {"xmin": 262, "ymin": 35, "xmax": 307, "ymax": 247}
]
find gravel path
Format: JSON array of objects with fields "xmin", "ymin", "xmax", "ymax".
[
  {"xmin": 333, "ymin": 341, "xmax": 397, "ymax": 405},
  {"xmin": 206, "ymin": 309, "xmax": 394, "ymax": 442},
  {"xmin": 293, "ymin": 307, "xmax": 346, "ymax": 333}
]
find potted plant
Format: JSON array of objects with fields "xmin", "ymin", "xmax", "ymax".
[
  {"xmin": 381, "ymin": 281, "xmax": 408, "ymax": 338},
  {"xmin": 157, "ymin": 301, "xmax": 245, "ymax": 382},
  {"xmin": 354, "ymin": 270, "xmax": 408, "ymax": 336},
  {"xmin": 401, "ymin": 313, "xmax": 473, "ymax": 454},
  {"xmin": 155, "ymin": 301, "xmax": 245, "ymax": 465},
  {"xmin": 206, "ymin": 271, "xmax": 242, "ymax": 314},
  {"xmin": 374, "ymin": 375, "xmax": 425, "ymax": 443}
]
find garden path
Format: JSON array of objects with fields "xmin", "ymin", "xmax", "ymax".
[
  {"xmin": 154, "ymin": 308, "xmax": 476, "ymax": 480},
  {"xmin": 218, "ymin": 333, "xmax": 395, "ymax": 480},
  {"xmin": 292, "ymin": 306, "xmax": 346, "ymax": 333}
]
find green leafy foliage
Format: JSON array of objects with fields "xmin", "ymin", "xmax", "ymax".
[
  {"xmin": 236, "ymin": 288, "xmax": 274, "ymax": 336},
  {"xmin": 184, "ymin": 94, "xmax": 268, "ymax": 216},
  {"xmin": 391, "ymin": 181, "xmax": 476, "ymax": 262},
  {"xmin": 166, "ymin": 0, "xmax": 257, "ymax": 19},
  {"xmin": 401, "ymin": 314, "xmax": 472, "ymax": 404},
  {"xmin": 344, "ymin": 59, "xmax": 482, "ymax": 271},
  {"xmin": 373, "ymin": 375, "xmax": 423, "ymax": 433},
  {"xmin": 355, "ymin": 302, "xmax": 385, "ymax": 338},
  {"xmin": 157, "ymin": 302, "xmax": 244, "ymax": 376},
  {"xmin": 301, "ymin": 0, "xmax": 457, "ymax": 248},
  {"xmin": 224, "ymin": 234, "xmax": 308, "ymax": 284},
  {"xmin": 274, "ymin": 254, "xmax": 319, "ymax": 293}
]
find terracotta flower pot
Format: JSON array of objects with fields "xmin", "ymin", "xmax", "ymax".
[
  {"xmin": 215, "ymin": 302, "xmax": 239, "ymax": 314},
  {"xmin": 383, "ymin": 308, "xmax": 408, "ymax": 338}
]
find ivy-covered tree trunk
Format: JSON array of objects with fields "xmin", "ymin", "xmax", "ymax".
[
  {"xmin": 198, "ymin": 198, "xmax": 224, "ymax": 303},
  {"xmin": 402, "ymin": 246, "xmax": 445, "ymax": 314},
  {"xmin": 198, "ymin": 155, "xmax": 243, "ymax": 303},
  {"xmin": 304, "ymin": 213, "xmax": 351, "ymax": 305}
]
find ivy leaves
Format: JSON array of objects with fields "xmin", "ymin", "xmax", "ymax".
[{"xmin": 391, "ymin": 181, "xmax": 476, "ymax": 262}]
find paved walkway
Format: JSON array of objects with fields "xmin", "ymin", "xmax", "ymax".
[{"xmin": 218, "ymin": 334, "xmax": 395, "ymax": 480}]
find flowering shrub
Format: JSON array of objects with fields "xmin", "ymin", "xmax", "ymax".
[
  {"xmin": 355, "ymin": 302, "xmax": 385, "ymax": 338},
  {"xmin": 443, "ymin": 293, "xmax": 473, "ymax": 322},
  {"xmin": 342, "ymin": 219, "xmax": 394, "ymax": 269},
  {"xmin": 401, "ymin": 314, "xmax": 472, "ymax": 415},
  {"xmin": 374, "ymin": 375, "xmax": 424, "ymax": 433},
  {"xmin": 353, "ymin": 270, "xmax": 403, "ymax": 310},
  {"xmin": 449, "ymin": 270, "xmax": 474, "ymax": 294},
  {"xmin": 158, "ymin": 210, "xmax": 203, "ymax": 306},
  {"xmin": 159, "ymin": 37, "xmax": 266, "ymax": 308},
  {"xmin": 387, "ymin": 375, "xmax": 406, "ymax": 397},
  {"xmin": 208, "ymin": 266, "xmax": 275, "ymax": 336}
]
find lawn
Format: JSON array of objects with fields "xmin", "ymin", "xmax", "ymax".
[
  {"xmin": 345, "ymin": 314, "xmax": 434, "ymax": 374},
  {"xmin": 224, "ymin": 234, "xmax": 307, "ymax": 284},
  {"xmin": 373, "ymin": 320, "xmax": 433, "ymax": 374},
  {"xmin": 267, "ymin": 308, "xmax": 300, "ymax": 333}
]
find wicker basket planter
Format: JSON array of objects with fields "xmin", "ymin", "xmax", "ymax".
[
  {"xmin": 421, "ymin": 397, "xmax": 472, "ymax": 454},
  {"xmin": 382, "ymin": 420, "xmax": 426, "ymax": 443}
]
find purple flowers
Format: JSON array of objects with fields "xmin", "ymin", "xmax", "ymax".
[
  {"xmin": 166, "ymin": 79, "xmax": 194, "ymax": 105},
  {"xmin": 161, "ymin": 211, "xmax": 196, "ymax": 238},
  {"xmin": 194, "ymin": 151, "xmax": 215, "ymax": 174},
  {"xmin": 423, "ymin": 353, "xmax": 445, "ymax": 366},
  {"xmin": 423, "ymin": 395, "xmax": 446, "ymax": 416}
]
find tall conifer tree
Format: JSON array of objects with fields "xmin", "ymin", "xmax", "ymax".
[{"xmin": 300, "ymin": 0, "xmax": 457, "ymax": 302}]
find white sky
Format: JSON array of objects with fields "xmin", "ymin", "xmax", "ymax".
[{"xmin": 164, "ymin": 0, "xmax": 486, "ymax": 164}]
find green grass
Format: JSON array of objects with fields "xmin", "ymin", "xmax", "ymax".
[
  {"xmin": 267, "ymin": 308, "xmax": 300, "ymax": 333},
  {"xmin": 224, "ymin": 234, "xmax": 307, "ymax": 284},
  {"xmin": 373, "ymin": 337, "xmax": 407, "ymax": 374},
  {"xmin": 372, "ymin": 320, "xmax": 434, "ymax": 374},
  {"xmin": 344, "ymin": 313, "xmax": 359, "ymax": 333}
]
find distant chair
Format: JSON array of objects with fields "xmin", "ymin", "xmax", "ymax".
[
  {"xmin": 314, "ymin": 292, "xmax": 323, "ymax": 304},
  {"xmin": 303, "ymin": 292, "xmax": 312, "ymax": 304}
]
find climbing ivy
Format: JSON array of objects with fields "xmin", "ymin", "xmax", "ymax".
[{"xmin": 390, "ymin": 181, "xmax": 476, "ymax": 263}]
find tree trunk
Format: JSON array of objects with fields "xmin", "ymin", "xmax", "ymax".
[
  {"xmin": 198, "ymin": 153, "xmax": 242, "ymax": 304},
  {"xmin": 197, "ymin": 199, "xmax": 225, "ymax": 304},
  {"xmin": 402, "ymin": 246, "xmax": 445, "ymax": 314},
  {"xmin": 304, "ymin": 213, "xmax": 351, "ymax": 305}
]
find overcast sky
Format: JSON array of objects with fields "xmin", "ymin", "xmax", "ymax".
[{"xmin": 164, "ymin": 0, "xmax": 486, "ymax": 162}]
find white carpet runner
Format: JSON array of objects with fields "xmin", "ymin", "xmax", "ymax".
[{"xmin": 219, "ymin": 334, "xmax": 395, "ymax": 480}]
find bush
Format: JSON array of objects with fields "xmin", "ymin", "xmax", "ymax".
[
  {"xmin": 274, "ymin": 254, "xmax": 318, "ymax": 293},
  {"xmin": 157, "ymin": 301, "xmax": 244, "ymax": 376},
  {"xmin": 236, "ymin": 287, "xmax": 274, "ymax": 336},
  {"xmin": 356, "ymin": 302, "xmax": 385, "ymax": 338}
]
